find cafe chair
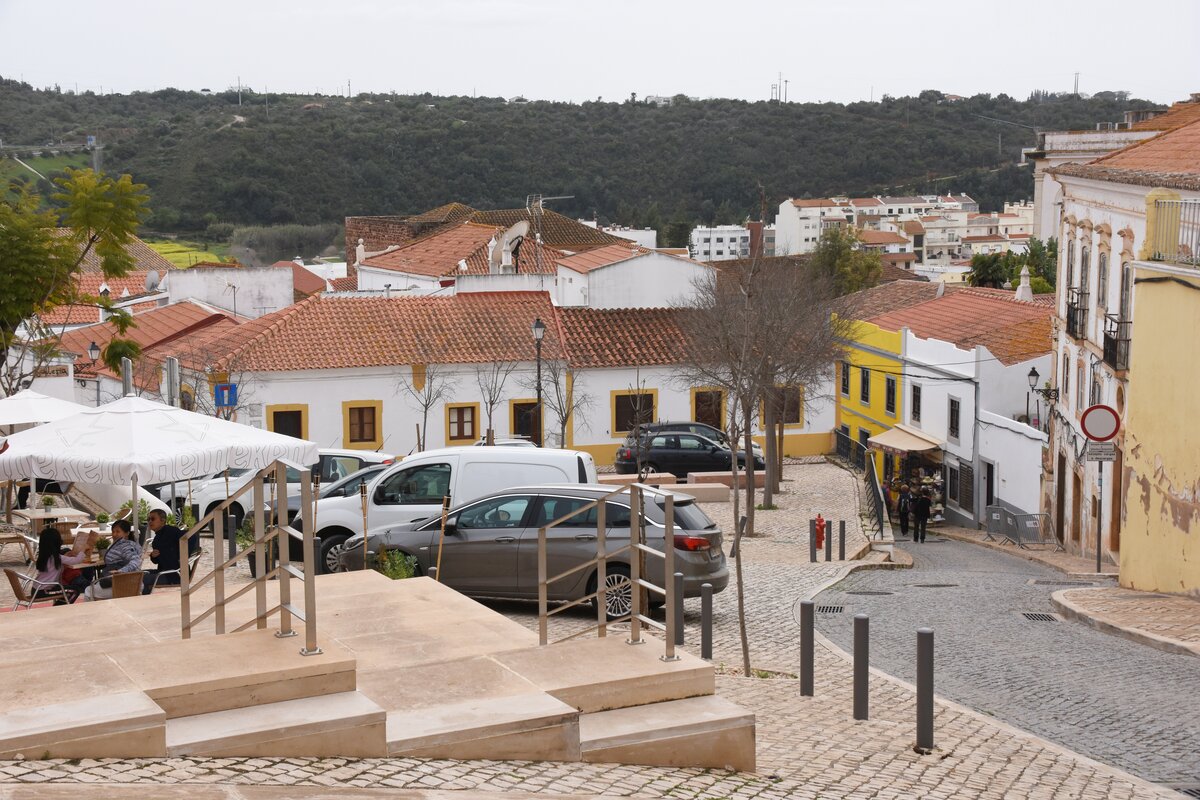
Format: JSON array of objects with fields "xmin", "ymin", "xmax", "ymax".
[
  {"xmin": 152, "ymin": 549, "xmax": 204, "ymax": 590},
  {"xmin": 4, "ymin": 567, "xmax": 75, "ymax": 610},
  {"xmin": 111, "ymin": 570, "xmax": 145, "ymax": 599}
]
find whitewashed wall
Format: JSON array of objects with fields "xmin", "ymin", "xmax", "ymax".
[
  {"xmin": 587, "ymin": 254, "xmax": 711, "ymax": 309},
  {"xmin": 355, "ymin": 267, "xmax": 440, "ymax": 295},
  {"xmin": 979, "ymin": 410, "xmax": 1047, "ymax": 514},
  {"xmin": 165, "ymin": 268, "xmax": 293, "ymax": 319}
]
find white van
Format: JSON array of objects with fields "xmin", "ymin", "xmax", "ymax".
[{"xmin": 313, "ymin": 446, "xmax": 597, "ymax": 573}]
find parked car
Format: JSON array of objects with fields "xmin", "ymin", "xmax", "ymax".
[
  {"xmin": 188, "ymin": 449, "xmax": 394, "ymax": 531},
  {"xmin": 614, "ymin": 432, "xmax": 766, "ymax": 478},
  {"xmin": 338, "ymin": 484, "xmax": 729, "ymax": 618},
  {"xmin": 630, "ymin": 421, "xmax": 763, "ymax": 456},
  {"xmin": 311, "ymin": 446, "xmax": 597, "ymax": 574},
  {"xmin": 266, "ymin": 463, "xmax": 389, "ymax": 524}
]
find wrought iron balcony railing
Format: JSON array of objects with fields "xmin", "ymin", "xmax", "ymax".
[{"xmin": 1103, "ymin": 314, "xmax": 1131, "ymax": 371}]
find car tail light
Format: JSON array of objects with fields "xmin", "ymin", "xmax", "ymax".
[
  {"xmin": 674, "ymin": 534, "xmax": 710, "ymax": 551},
  {"xmin": 619, "ymin": 448, "xmax": 632, "ymax": 459}
]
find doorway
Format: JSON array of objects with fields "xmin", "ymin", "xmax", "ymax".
[
  {"xmin": 1071, "ymin": 471, "xmax": 1082, "ymax": 543},
  {"xmin": 1055, "ymin": 453, "xmax": 1066, "ymax": 543},
  {"xmin": 272, "ymin": 410, "xmax": 303, "ymax": 439},
  {"xmin": 694, "ymin": 390, "xmax": 723, "ymax": 430},
  {"xmin": 984, "ymin": 461, "xmax": 996, "ymax": 507},
  {"xmin": 512, "ymin": 401, "xmax": 542, "ymax": 446}
]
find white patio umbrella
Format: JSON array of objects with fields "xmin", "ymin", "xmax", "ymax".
[
  {"xmin": 0, "ymin": 390, "xmax": 88, "ymax": 514},
  {"xmin": 0, "ymin": 395, "xmax": 317, "ymax": 538}
]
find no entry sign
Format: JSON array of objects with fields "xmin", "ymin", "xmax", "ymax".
[{"xmin": 1081, "ymin": 404, "xmax": 1120, "ymax": 442}]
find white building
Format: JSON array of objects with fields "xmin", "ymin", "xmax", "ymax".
[
  {"xmin": 689, "ymin": 225, "xmax": 752, "ymax": 261},
  {"xmin": 578, "ymin": 222, "xmax": 658, "ymax": 249}
]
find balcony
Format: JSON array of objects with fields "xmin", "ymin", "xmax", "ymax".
[
  {"xmin": 1103, "ymin": 314, "xmax": 1131, "ymax": 371},
  {"xmin": 1151, "ymin": 199, "xmax": 1200, "ymax": 268},
  {"xmin": 1065, "ymin": 288, "xmax": 1089, "ymax": 340}
]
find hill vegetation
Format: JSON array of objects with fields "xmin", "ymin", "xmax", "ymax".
[{"xmin": 1, "ymin": 78, "xmax": 1157, "ymax": 247}]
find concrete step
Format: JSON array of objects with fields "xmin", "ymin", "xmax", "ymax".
[
  {"xmin": 494, "ymin": 635, "xmax": 714, "ymax": 713},
  {"xmin": 580, "ymin": 694, "xmax": 755, "ymax": 772},
  {"xmin": 110, "ymin": 628, "xmax": 357, "ymax": 718},
  {"xmin": 166, "ymin": 690, "xmax": 385, "ymax": 757},
  {"xmin": 0, "ymin": 690, "xmax": 166, "ymax": 759},
  {"xmin": 387, "ymin": 691, "xmax": 579, "ymax": 760}
]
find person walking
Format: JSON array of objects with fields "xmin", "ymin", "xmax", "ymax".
[
  {"xmin": 895, "ymin": 484, "xmax": 913, "ymax": 540},
  {"xmin": 912, "ymin": 487, "xmax": 932, "ymax": 543}
]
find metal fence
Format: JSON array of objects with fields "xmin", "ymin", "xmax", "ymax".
[
  {"xmin": 1151, "ymin": 199, "xmax": 1200, "ymax": 267},
  {"xmin": 833, "ymin": 429, "xmax": 867, "ymax": 471},
  {"xmin": 984, "ymin": 505, "xmax": 1063, "ymax": 551},
  {"xmin": 864, "ymin": 457, "xmax": 889, "ymax": 540}
]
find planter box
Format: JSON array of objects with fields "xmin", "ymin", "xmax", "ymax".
[
  {"xmin": 598, "ymin": 473, "xmax": 677, "ymax": 486},
  {"xmin": 687, "ymin": 471, "xmax": 765, "ymax": 489}
]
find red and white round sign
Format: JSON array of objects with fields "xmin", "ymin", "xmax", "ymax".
[{"xmin": 1081, "ymin": 404, "xmax": 1120, "ymax": 442}]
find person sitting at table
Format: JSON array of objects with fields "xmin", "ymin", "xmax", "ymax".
[
  {"xmin": 81, "ymin": 519, "xmax": 142, "ymax": 601},
  {"xmin": 33, "ymin": 527, "xmax": 86, "ymax": 603},
  {"xmin": 142, "ymin": 509, "xmax": 196, "ymax": 594}
]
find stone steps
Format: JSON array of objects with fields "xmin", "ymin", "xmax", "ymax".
[
  {"xmin": 580, "ymin": 694, "xmax": 755, "ymax": 772},
  {"xmin": 0, "ymin": 690, "xmax": 166, "ymax": 759},
  {"xmin": 166, "ymin": 690, "xmax": 386, "ymax": 757}
]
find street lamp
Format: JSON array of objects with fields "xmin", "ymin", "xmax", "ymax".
[
  {"xmin": 531, "ymin": 318, "xmax": 546, "ymax": 446},
  {"xmin": 87, "ymin": 341, "xmax": 101, "ymax": 406},
  {"xmin": 1027, "ymin": 366, "xmax": 1059, "ymax": 433}
]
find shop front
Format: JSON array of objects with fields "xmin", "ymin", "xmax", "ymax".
[{"xmin": 867, "ymin": 424, "xmax": 947, "ymax": 526}]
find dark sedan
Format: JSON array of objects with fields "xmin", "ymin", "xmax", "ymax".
[{"xmin": 614, "ymin": 432, "xmax": 766, "ymax": 478}]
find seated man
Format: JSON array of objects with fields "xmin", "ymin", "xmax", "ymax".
[{"xmin": 142, "ymin": 509, "xmax": 198, "ymax": 594}]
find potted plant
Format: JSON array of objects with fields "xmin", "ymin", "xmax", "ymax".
[
  {"xmin": 95, "ymin": 536, "xmax": 111, "ymax": 557},
  {"xmin": 95, "ymin": 512, "xmax": 110, "ymax": 533},
  {"xmin": 41, "ymin": 495, "xmax": 55, "ymax": 510}
]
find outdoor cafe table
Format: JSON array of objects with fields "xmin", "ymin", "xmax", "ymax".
[{"xmin": 15, "ymin": 507, "xmax": 90, "ymax": 537}]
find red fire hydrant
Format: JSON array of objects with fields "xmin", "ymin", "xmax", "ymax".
[{"xmin": 815, "ymin": 513, "xmax": 826, "ymax": 550}]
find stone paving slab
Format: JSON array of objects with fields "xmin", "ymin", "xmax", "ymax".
[
  {"xmin": 0, "ymin": 785, "xmax": 621, "ymax": 799},
  {"xmin": 1052, "ymin": 586, "xmax": 1200, "ymax": 657},
  {"xmin": 934, "ymin": 524, "xmax": 1119, "ymax": 577}
]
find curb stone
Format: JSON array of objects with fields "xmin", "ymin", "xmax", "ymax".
[{"xmin": 1050, "ymin": 588, "xmax": 1200, "ymax": 659}]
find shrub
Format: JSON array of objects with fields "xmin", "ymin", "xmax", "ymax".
[{"xmin": 374, "ymin": 547, "xmax": 419, "ymax": 580}]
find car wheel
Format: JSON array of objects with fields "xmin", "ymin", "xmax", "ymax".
[
  {"xmin": 639, "ymin": 462, "xmax": 659, "ymax": 481},
  {"xmin": 204, "ymin": 503, "xmax": 243, "ymax": 534},
  {"xmin": 591, "ymin": 563, "xmax": 632, "ymax": 621},
  {"xmin": 319, "ymin": 534, "xmax": 349, "ymax": 574}
]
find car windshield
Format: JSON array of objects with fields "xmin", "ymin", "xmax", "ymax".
[{"xmin": 642, "ymin": 497, "xmax": 717, "ymax": 530}]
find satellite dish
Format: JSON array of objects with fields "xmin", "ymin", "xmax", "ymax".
[{"xmin": 145, "ymin": 270, "xmax": 160, "ymax": 292}]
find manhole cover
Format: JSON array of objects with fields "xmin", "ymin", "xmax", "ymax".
[
  {"xmin": 846, "ymin": 590, "xmax": 895, "ymax": 596},
  {"xmin": 911, "ymin": 583, "xmax": 959, "ymax": 588},
  {"xmin": 816, "ymin": 605, "xmax": 844, "ymax": 614},
  {"xmin": 1031, "ymin": 579, "xmax": 1094, "ymax": 586},
  {"xmin": 1022, "ymin": 612, "xmax": 1059, "ymax": 622}
]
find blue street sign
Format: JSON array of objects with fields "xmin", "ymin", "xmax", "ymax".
[{"xmin": 214, "ymin": 383, "xmax": 238, "ymax": 408}]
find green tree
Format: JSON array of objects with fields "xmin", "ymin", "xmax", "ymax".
[
  {"xmin": 811, "ymin": 228, "xmax": 883, "ymax": 294},
  {"xmin": 966, "ymin": 253, "xmax": 1010, "ymax": 288},
  {"xmin": 1024, "ymin": 236, "xmax": 1058, "ymax": 287},
  {"xmin": 1029, "ymin": 276, "xmax": 1054, "ymax": 294},
  {"xmin": 0, "ymin": 169, "xmax": 150, "ymax": 395}
]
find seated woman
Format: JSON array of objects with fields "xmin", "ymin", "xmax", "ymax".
[
  {"xmin": 32, "ymin": 527, "xmax": 86, "ymax": 603},
  {"xmin": 81, "ymin": 519, "xmax": 143, "ymax": 602}
]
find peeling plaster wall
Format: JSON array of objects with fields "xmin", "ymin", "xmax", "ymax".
[{"xmin": 1120, "ymin": 265, "xmax": 1200, "ymax": 596}]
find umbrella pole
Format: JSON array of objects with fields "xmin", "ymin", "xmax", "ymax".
[{"xmin": 132, "ymin": 477, "xmax": 141, "ymax": 544}]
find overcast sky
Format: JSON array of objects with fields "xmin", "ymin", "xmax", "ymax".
[{"xmin": 2, "ymin": 0, "xmax": 1197, "ymax": 104}]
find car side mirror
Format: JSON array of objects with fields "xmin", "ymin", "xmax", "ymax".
[
  {"xmin": 444, "ymin": 517, "xmax": 458, "ymax": 534},
  {"xmin": 710, "ymin": 446, "xmax": 720, "ymax": 454}
]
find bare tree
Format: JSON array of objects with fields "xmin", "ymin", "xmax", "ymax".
[
  {"xmin": 474, "ymin": 361, "xmax": 518, "ymax": 445},
  {"xmin": 678, "ymin": 254, "xmax": 854, "ymax": 675},
  {"xmin": 398, "ymin": 364, "xmax": 456, "ymax": 451},
  {"xmin": 521, "ymin": 359, "xmax": 591, "ymax": 449}
]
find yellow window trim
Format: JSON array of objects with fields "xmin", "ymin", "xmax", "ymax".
[
  {"xmin": 610, "ymin": 387, "xmax": 659, "ymax": 435},
  {"xmin": 445, "ymin": 402, "xmax": 481, "ymax": 446},
  {"xmin": 508, "ymin": 397, "xmax": 540, "ymax": 442},
  {"xmin": 342, "ymin": 400, "xmax": 384, "ymax": 450},
  {"xmin": 758, "ymin": 385, "xmax": 805, "ymax": 429},
  {"xmin": 690, "ymin": 386, "xmax": 726, "ymax": 428},
  {"xmin": 265, "ymin": 403, "xmax": 309, "ymax": 440}
]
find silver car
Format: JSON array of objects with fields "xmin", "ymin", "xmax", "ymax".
[{"xmin": 339, "ymin": 484, "xmax": 729, "ymax": 618}]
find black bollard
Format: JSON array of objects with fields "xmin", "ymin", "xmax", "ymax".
[
  {"xmin": 839, "ymin": 520, "xmax": 846, "ymax": 560},
  {"xmin": 701, "ymin": 582, "xmax": 713, "ymax": 660},
  {"xmin": 854, "ymin": 614, "xmax": 869, "ymax": 720},
  {"xmin": 800, "ymin": 600, "xmax": 814, "ymax": 696},
  {"xmin": 916, "ymin": 628, "xmax": 935, "ymax": 752},
  {"xmin": 809, "ymin": 519, "xmax": 817, "ymax": 563},
  {"xmin": 825, "ymin": 517, "xmax": 833, "ymax": 561},
  {"xmin": 673, "ymin": 572, "xmax": 685, "ymax": 646}
]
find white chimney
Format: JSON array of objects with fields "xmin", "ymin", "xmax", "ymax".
[
  {"xmin": 1014, "ymin": 264, "xmax": 1034, "ymax": 302},
  {"xmin": 355, "ymin": 238, "xmax": 366, "ymax": 266}
]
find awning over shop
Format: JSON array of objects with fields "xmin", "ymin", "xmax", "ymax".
[{"xmin": 867, "ymin": 424, "xmax": 943, "ymax": 456}]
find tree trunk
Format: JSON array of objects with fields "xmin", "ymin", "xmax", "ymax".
[
  {"xmin": 738, "ymin": 401, "xmax": 755, "ymax": 677},
  {"xmin": 763, "ymin": 397, "xmax": 776, "ymax": 507}
]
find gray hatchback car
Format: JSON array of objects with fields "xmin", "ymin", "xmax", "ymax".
[{"xmin": 339, "ymin": 484, "xmax": 729, "ymax": 618}]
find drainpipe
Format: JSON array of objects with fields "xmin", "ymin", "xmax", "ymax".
[{"xmin": 972, "ymin": 346, "xmax": 983, "ymax": 526}]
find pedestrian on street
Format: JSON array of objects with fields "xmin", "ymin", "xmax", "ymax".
[
  {"xmin": 912, "ymin": 488, "xmax": 932, "ymax": 543},
  {"xmin": 896, "ymin": 484, "xmax": 912, "ymax": 540}
]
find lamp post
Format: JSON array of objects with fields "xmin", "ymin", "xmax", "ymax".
[
  {"xmin": 87, "ymin": 341, "xmax": 101, "ymax": 406},
  {"xmin": 531, "ymin": 317, "xmax": 546, "ymax": 446},
  {"xmin": 1028, "ymin": 366, "xmax": 1059, "ymax": 433}
]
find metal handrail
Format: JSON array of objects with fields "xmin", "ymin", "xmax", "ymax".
[
  {"xmin": 178, "ymin": 458, "xmax": 321, "ymax": 655},
  {"xmin": 536, "ymin": 482, "xmax": 679, "ymax": 662}
]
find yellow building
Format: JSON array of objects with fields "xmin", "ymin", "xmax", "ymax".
[{"xmin": 835, "ymin": 320, "xmax": 905, "ymax": 480}]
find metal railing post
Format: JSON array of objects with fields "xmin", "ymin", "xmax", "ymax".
[
  {"xmin": 538, "ymin": 524, "xmax": 548, "ymax": 646},
  {"xmin": 275, "ymin": 462, "xmax": 295, "ymax": 639},
  {"xmin": 180, "ymin": 522, "xmax": 192, "ymax": 639},
  {"xmin": 673, "ymin": 571, "xmax": 684, "ymax": 647},
  {"xmin": 213, "ymin": 502, "xmax": 226, "ymax": 635},
  {"xmin": 253, "ymin": 474, "xmax": 266, "ymax": 629},
  {"xmin": 596, "ymin": 498, "xmax": 607, "ymax": 638},
  {"xmin": 800, "ymin": 599, "xmax": 814, "ymax": 696},
  {"xmin": 299, "ymin": 468, "xmax": 320, "ymax": 655},
  {"xmin": 661, "ymin": 492, "xmax": 678, "ymax": 661},
  {"xmin": 916, "ymin": 628, "xmax": 935, "ymax": 752},
  {"xmin": 627, "ymin": 486, "xmax": 643, "ymax": 646},
  {"xmin": 701, "ymin": 582, "xmax": 713, "ymax": 660},
  {"xmin": 853, "ymin": 614, "xmax": 869, "ymax": 720}
]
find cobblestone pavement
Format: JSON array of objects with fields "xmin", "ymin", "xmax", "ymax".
[
  {"xmin": 814, "ymin": 536, "xmax": 1200, "ymax": 789},
  {"xmin": 933, "ymin": 524, "xmax": 1119, "ymax": 576},
  {"xmin": 0, "ymin": 464, "xmax": 1181, "ymax": 798},
  {"xmin": 1053, "ymin": 586, "xmax": 1200, "ymax": 655}
]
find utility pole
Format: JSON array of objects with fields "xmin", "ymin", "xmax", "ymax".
[
  {"xmin": 1073, "ymin": 72, "xmax": 1080, "ymax": 97},
  {"xmin": 237, "ymin": 76, "xmax": 242, "ymax": 106},
  {"xmin": 784, "ymin": 79, "xmax": 788, "ymax": 103}
]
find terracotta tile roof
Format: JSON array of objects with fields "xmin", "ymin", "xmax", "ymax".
[
  {"xmin": 902, "ymin": 220, "xmax": 926, "ymax": 235},
  {"xmin": 880, "ymin": 196, "xmax": 928, "ymax": 205},
  {"xmin": 37, "ymin": 272, "xmax": 163, "ymax": 326},
  {"xmin": 938, "ymin": 194, "xmax": 975, "ymax": 204},
  {"xmin": 869, "ymin": 291, "xmax": 1052, "ymax": 365},
  {"xmin": 879, "ymin": 262, "xmax": 925, "ymax": 283},
  {"xmin": 956, "ymin": 287, "xmax": 1056, "ymax": 307},
  {"xmin": 271, "ymin": 261, "xmax": 327, "ymax": 297},
  {"xmin": 359, "ymin": 223, "xmax": 500, "ymax": 277},
  {"xmin": 1052, "ymin": 118, "xmax": 1200, "ymax": 190},
  {"xmin": 881, "ymin": 252, "xmax": 917, "ymax": 263},
  {"xmin": 328, "ymin": 276, "xmax": 357, "ymax": 292},
  {"xmin": 791, "ymin": 198, "xmax": 838, "ymax": 208},
  {"xmin": 843, "ymin": 281, "xmax": 945, "ymax": 319},
  {"xmin": 52, "ymin": 229, "xmax": 176, "ymax": 275},
  {"xmin": 656, "ymin": 247, "xmax": 691, "ymax": 256},
  {"xmin": 1130, "ymin": 99, "xmax": 1200, "ymax": 131},
  {"xmin": 211, "ymin": 292, "xmax": 564, "ymax": 373},
  {"xmin": 406, "ymin": 202, "xmax": 477, "ymax": 227},
  {"xmin": 858, "ymin": 230, "xmax": 909, "ymax": 246},
  {"xmin": 469, "ymin": 208, "xmax": 625, "ymax": 251},
  {"xmin": 556, "ymin": 242, "xmax": 646, "ymax": 274},
  {"xmin": 850, "ymin": 198, "xmax": 884, "ymax": 207},
  {"xmin": 557, "ymin": 307, "xmax": 690, "ymax": 368}
]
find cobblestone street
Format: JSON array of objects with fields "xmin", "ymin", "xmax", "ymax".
[
  {"xmin": 815, "ymin": 535, "xmax": 1200, "ymax": 790},
  {"xmin": 0, "ymin": 463, "xmax": 1185, "ymax": 798}
]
